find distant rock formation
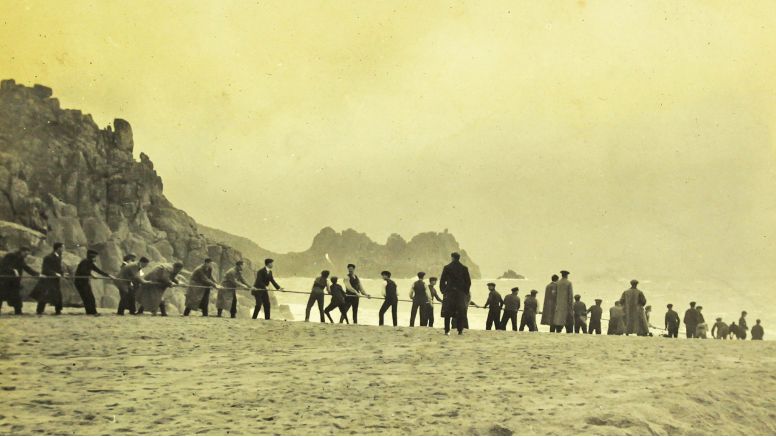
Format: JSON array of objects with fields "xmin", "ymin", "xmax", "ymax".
[
  {"xmin": 279, "ymin": 227, "xmax": 481, "ymax": 278},
  {"xmin": 0, "ymin": 80, "xmax": 291, "ymax": 318},
  {"xmin": 199, "ymin": 224, "xmax": 481, "ymax": 279},
  {"xmin": 497, "ymin": 269, "xmax": 525, "ymax": 280}
]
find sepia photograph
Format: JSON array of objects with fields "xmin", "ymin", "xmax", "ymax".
[{"xmin": 0, "ymin": 0, "xmax": 774, "ymax": 435}]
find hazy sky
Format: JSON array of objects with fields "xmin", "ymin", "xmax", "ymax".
[{"xmin": 2, "ymin": 0, "xmax": 775, "ymax": 278}]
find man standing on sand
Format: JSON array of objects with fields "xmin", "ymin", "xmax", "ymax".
[
  {"xmin": 541, "ymin": 274, "xmax": 558, "ymax": 330},
  {"xmin": 218, "ymin": 260, "xmax": 250, "ymax": 318},
  {"xmin": 409, "ymin": 272, "xmax": 429, "ymax": 327},
  {"xmin": 501, "ymin": 287, "xmax": 520, "ymax": 331},
  {"xmin": 0, "ymin": 246, "xmax": 40, "ymax": 316},
  {"xmin": 324, "ymin": 276, "xmax": 349, "ymax": 324},
  {"xmin": 440, "ymin": 252, "xmax": 472, "ymax": 336},
  {"xmin": 607, "ymin": 301, "xmax": 626, "ymax": 335},
  {"xmin": 520, "ymin": 289, "xmax": 539, "ymax": 332},
  {"xmin": 117, "ymin": 256, "xmax": 150, "ymax": 315},
  {"xmin": 426, "ymin": 276, "xmax": 443, "ymax": 328},
  {"xmin": 253, "ymin": 258, "xmax": 282, "ymax": 320},
  {"xmin": 378, "ymin": 270, "xmax": 398, "ymax": 327},
  {"xmin": 586, "ymin": 299, "xmax": 603, "ymax": 335},
  {"xmin": 572, "ymin": 294, "xmax": 588, "ymax": 334},
  {"xmin": 31, "ymin": 243, "xmax": 65, "ymax": 315},
  {"xmin": 664, "ymin": 304, "xmax": 680, "ymax": 338},
  {"xmin": 184, "ymin": 258, "xmax": 220, "ymax": 317},
  {"xmin": 620, "ymin": 279, "xmax": 648, "ymax": 336},
  {"xmin": 751, "ymin": 319, "xmax": 764, "ymax": 340},
  {"xmin": 738, "ymin": 311, "xmax": 749, "ymax": 340},
  {"xmin": 74, "ymin": 249, "xmax": 113, "ymax": 316},
  {"xmin": 684, "ymin": 302, "xmax": 699, "ymax": 338},
  {"xmin": 344, "ymin": 264, "xmax": 369, "ymax": 324},
  {"xmin": 305, "ymin": 270, "xmax": 330, "ymax": 323},
  {"xmin": 711, "ymin": 317, "xmax": 729, "ymax": 339},
  {"xmin": 483, "ymin": 282, "xmax": 503, "ymax": 330},
  {"xmin": 552, "ymin": 270, "xmax": 573, "ymax": 333},
  {"xmin": 695, "ymin": 306, "xmax": 708, "ymax": 339},
  {"xmin": 137, "ymin": 262, "xmax": 184, "ymax": 316}
]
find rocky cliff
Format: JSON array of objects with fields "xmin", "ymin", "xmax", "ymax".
[
  {"xmin": 0, "ymin": 80, "xmax": 289, "ymax": 317},
  {"xmin": 200, "ymin": 224, "xmax": 481, "ymax": 279}
]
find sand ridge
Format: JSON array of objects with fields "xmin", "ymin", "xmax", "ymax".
[{"xmin": 0, "ymin": 306, "xmax": 774, "ymax": 435}]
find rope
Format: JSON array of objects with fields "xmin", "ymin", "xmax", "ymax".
[{"xmin": 0, "ymin": 274, "xmax": 670, "ymax": 331}]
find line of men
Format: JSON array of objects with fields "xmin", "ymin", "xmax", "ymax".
[{"xmin": 0, "ymin": 246, "xmax": 767, "ymax": 340}]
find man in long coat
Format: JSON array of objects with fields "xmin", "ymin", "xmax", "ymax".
[
  {"xmin": 0, "ymin": 246, "xmax": 39, "ymax": 315},
  {"xmin": 552, "ymin": 270, "xmax": 573, "ymax": 333},
  {"xmin": 683, "ymin": 301, "xmax": 699, "ymax": 338},
  {"xmin": 620, "ymin": 279, "xmax": 648, "ymax": 336},
  {"xmin": 184, "ymin": 258, "xmax": 220, "ymax": 316},
  {"xmin": 137, "ymin": 262, "xmax": 183, "ymax": 315},
  {"xmin": 116, "ymin": 257, "xmax": 149, "ymax": 315},
  {"xmin": 218, "ymin": 260, "xmax": 250, "ymax": 318},
  {"xmin": 607, "ymin": 301, "xmax": 626, "ymax": 335},
  {"xmin": 439, "ymin": 252, "xmax": 472, "ymax": 335},
  {"xmin": 540, "ymin": 274, "xmax": 558, "ymax": 328},
  {"xmin": 31, "ymin": 243, "xmax": 65, "ymax": 315}
]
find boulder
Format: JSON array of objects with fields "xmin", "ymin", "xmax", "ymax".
[
  {"xmin": 122, "ymin": 235, "xmax": 148, "ymax": 259},
  {"xmin": 47, "ymin": 217, "xmax": 88, "ymax": 248},
  {"xmin": 95, "ymin": 240, "xmax": 124, "ymax": 273},
  {"xmin": 151, "ymin": 240, "xmax": 174, "ymax": 260},
  {"xmin": 81, "ymin": 217, "xmax": 112, "ymax": 245},
  {"xmin": 0, "ymin": 220, "xmax": 47, "ymax": 253},
  {"xmin": 146, "ymin": 244, "xmax": 166, "ymax": 262}
]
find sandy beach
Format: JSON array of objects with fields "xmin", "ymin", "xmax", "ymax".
[{"xmin": 0, "ymin": 304, "xmax": 775, "ymax": 436}]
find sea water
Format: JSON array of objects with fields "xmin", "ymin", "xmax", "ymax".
[{"xmin": 271, "ymin": 275, "xmax": 772, "ymax": 339}]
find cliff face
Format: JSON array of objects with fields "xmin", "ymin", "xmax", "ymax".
[
  {"xmin": 200, "ymin": 224, "xmax": 482, "ymax": 279},
  {"xmin": 0, "ymin": 80, "xmax": 287, "ymax": 316}
]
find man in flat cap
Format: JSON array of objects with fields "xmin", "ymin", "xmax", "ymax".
[
  {"xmin": 31, "ymin": 243, "xmax": 64, "ymax": 315},
  {"xmin": 711, "ymin": 317, "xmax": 729, "ymax": 339},
  {"xmin": 378, "ymin": 270, "xmax": 398, "ymax": 327},
  {"xmin": 664, "ymin": 304, "xmax": 680, "ymax": 338},
  {"xmin": 184, "ymin": 258, "xmax": 220, "ymax": 317},
  {"xmin": 738, "ymin": 311, "xmax": 749, "ymax": 340},
  {"xmin": 483, "ymin": 282, "xmax": 503, "ymax": 330},
  {"xmin": 253, "ymin": 258, "xmax": 283, "ymax": 320},
  {"xmin": 343, "ymin": 263, "xmax": 369, "ymax": 324},
  {"xmin": 751, "ymin": 319, "xmax": 764, "ymax": 340},
  {"xmin": 587, "ymin": 298, "xmax": 603, "ymax": 335},
  {"xmin": 552, "ymin": 270, "xmax": 573, "ymax": 333},
  {"xmin": 409, "ymin": 272, "xmax": 429, "ymax": 327},
  {"xmin": 572, "ymin": 294, "xmax": 588, "ymax": 334},
  {"xmin": 520, "ymin": 289, "xmax": 539, "ymax": 332},
  {"xmin": 683, "ymin": 301, "xmax": 699, "ymax": 338},
  {"xmin": 620, "ymin": 279, "xmax": 648, "ymax": 336},
  {"xmin": 218, "ymin": 260, "xmax": 251, "ymax": 318},
  {"xmin": 440, "ymin": 252, "xmax": 472, "ymax": 335},
  {"xmin": 116, "ymin": 256, "xmax": 150, "ymax": 315},
  {"xmin": 0, "ymin": 246, "xmax": 39, "ymax": 315},
  {"xmin": 73, "ymin": 249, "xmax": 113, "ymax": 316},
  {"xmin": 501, "ymin": 287, "xmax": 520, "ymax": 331}
]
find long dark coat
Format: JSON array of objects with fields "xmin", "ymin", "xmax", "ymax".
[
  {"xmin": 540, "ymin": 281, "xmax": 557, "ymax": 326},
  {"xmin": 552, "ymin": 278, "xmax": 573, "ymax": 326},
  {"xmin": 30, "ymin": 252, "xmax": 63, "ymax": 306}
]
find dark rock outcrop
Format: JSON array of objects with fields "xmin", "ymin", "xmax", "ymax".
[
  {"xmin": 497, "ymin": 269, "xmax": 525, "ymax": 280},
  {"xmin": 0, "ymin": 80, "xmax": 293, "ymax": 316}
]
